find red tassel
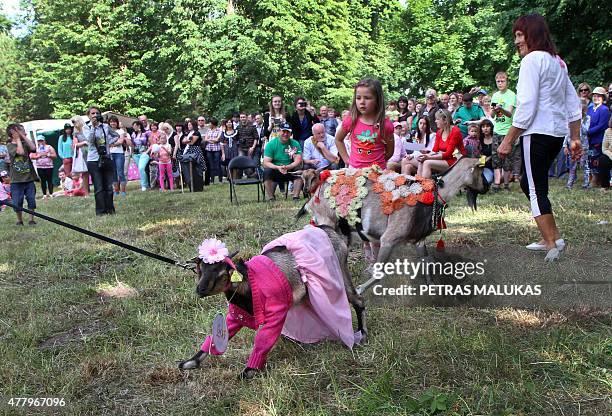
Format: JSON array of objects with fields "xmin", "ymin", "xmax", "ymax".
[
  {"xmin": 436, "ymin": 237, "xmax": 445, "ymax": 252},
  {"xmin": 309, "ymin": 219, "xmax": 316, "ymax": 226},
  {"xmin": 437, "ymin": 217, "xmax": 447, "ymax": 230}
]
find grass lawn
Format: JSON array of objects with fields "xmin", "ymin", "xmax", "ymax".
[{"xmin": 0, "ymin": 179, "xmax": 610, "ymax": 415}]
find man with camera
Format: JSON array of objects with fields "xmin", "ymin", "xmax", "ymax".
[
  {"xmin": 83, "ymin": 106, "xmax": 119, "ymax": 215},
  {"xmin": 491, "ymin": 71, "xmax": 519, "ymax": 182},
  {"xmin": 289, "ymin": 97, "xmax": 319, "ymax": 152}
]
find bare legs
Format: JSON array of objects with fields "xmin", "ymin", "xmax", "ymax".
[
  {"xmin": 534, "ymin": 213, "xmax": 561, "ymax": 248},
  {"xmin": 418, "ymin": 160, "xmax": 450, "ymax": 178}
]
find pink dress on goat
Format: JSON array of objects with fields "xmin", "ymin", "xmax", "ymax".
[{"xmin": 200, "ymin": 226, "xmax": 357, "ymax": 370}]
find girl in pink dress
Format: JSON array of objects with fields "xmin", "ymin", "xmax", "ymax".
[
  {"xmin": 335, "ymin": 78, "xmax": 394, "ymax": 169},
  {"xmin": 334, "ymin": 78, "xmax": 395, "ymax": 263},
  {"xmin": 155, "ymin": 133, "xmax": 174, "ymax": 191}
]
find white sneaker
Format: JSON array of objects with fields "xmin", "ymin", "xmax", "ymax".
[
  {"xmin": 544, "ymin": 247, "xmax": 561, "ymax": 262},
  {"xmin": 526, "ymin": 238, "xmax": 565, "ymax": 251}
]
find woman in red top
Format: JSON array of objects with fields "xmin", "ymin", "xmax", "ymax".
[{"xmin": 417, "ymin": 109, "xmax": 466, "ymax": 178}]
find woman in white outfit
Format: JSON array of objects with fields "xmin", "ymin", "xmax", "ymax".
[{"xmin": 497, "ymin": 13, "xmax": 583, "ymax": 262}]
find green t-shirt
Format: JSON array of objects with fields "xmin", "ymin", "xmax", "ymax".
[
  {"xmin": 7, "ymin": 142, "xmax": 38, "ymax": 183},
  {"xmin": 263, "ymin": 137, "xmax": 302, "ymax": 166},
  {"xmin": 453, "ymin": 104, "xmax": 485, "ymax": 136},
  {"xmin": 491, "ymin": 89, "xmax": 516, "ymax": 135}
]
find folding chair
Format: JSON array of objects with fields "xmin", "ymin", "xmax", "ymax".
[{"xmin": 228, "ymin": 156, "xmax": 264, "ymax": 205}]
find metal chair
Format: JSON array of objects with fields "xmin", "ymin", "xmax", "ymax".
[{"xmin": 227, "ymin": 156, "xmax": 264, "ymax": 205}]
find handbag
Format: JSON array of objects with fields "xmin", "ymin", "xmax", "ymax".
[{"xmin": 72, "ymin": 147, "xmax": 88, "ymax": 172}]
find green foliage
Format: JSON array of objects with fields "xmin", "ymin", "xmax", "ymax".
[
  {"xmin": 0, "ymin": 32, "xmax": 23, "ymax": 136},
  {"xmin": 495, "ymin": 0, "xmax": 612, "ymax": 86},
  {"xmin": 1, "ymin": 0, "xmax": 610, "ymax": 130},
  {"xmin": 388, "ymin": 0, "xmax": 511, "ymax": 96}
]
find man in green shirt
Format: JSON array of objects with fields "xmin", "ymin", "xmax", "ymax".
[
  {"xmin": 5, "ymin": 124, "xmax": 38, "ymax": 225},
  {"xmin": 491, "ymin": 70, "xmax": 519, "ymax": 183},
  {"xmin": 452, "ymin": 93, "xmax": 485, "ymax": 136},
  {"xmin": 263, "ymin": 123, "xmax": 303, "ymax": 201}
]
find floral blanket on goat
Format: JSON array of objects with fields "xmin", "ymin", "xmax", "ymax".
[{"xmin": 319, "ymin": 166, "xmax": 436, "ymax": 225}]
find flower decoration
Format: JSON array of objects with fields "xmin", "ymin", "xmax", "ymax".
[
  {"xmin": 418, "ymin": 191, "xmax": 435, "ymax": 205},
  {"xmin": 320, "ymin": 167, "xmax": 437, "ymax": 225},
  {"xmin": 319, "ymin": 170, "xmax": 331, "ymax": 182},
  {"xmin": 408, "ymin": 182, "xmax": 423, "ymax": 195},
  {"xmin": 198, "ymin": 239, "xmax": 229, "ymax": 264},
  {"xmin": 395, "ymin": 176, "xmax": 407, "ymax": 186},
  {"xmin": 384, "ymin": 180, "xmax": 396, "ymax": 192}
]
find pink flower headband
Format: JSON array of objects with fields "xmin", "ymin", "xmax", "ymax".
[
  {"xmin": 198, "ymin": 239, "xmax": 229, "ymax": 264},
  {"xmin": 197, "ymin": 238, "xmax": 237, "ymax": 269}
]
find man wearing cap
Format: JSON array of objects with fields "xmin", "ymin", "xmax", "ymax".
[
  {"xmin": 302, "ymin": 123, "xmax": 339, "ymax": 170},
  {"xmin": 452, "ymin": 93, "xmax": 486, "ymax": 137},
  {"xmin": 586, "ymin": 87, "xmax": 610, "ymax": 186},
  {"xmin": 5, "ymin": 123, "xmax": 38, "ymax": 225},
  {"xmin": 419, "ymin": 88, "xmax": 442, "ymax": 132},
  {"xmin": 262, "ymin": 123, "xmax": 304, "ymax": 201}
]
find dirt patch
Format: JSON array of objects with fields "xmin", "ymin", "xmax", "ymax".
[
  {"xmin": 96, "ymin": 281, "xmax": 138, "ymax": 299},
  {"xmin": 495, "ymin": 307, "xmax": 612, "ymax": 329},
  {"xmin": 147, "ymin": 365, "xmax": 185, "ymax": 385},
  {"xmin": 39, "ymin": 319, "xmax": 113, "ymax": 349},
  {"xmin": 82, "ymin": 356, "xmax": 119, "ymax": 380}
]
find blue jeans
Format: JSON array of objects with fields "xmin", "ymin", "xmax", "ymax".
[
  {"xmin": 111, "ymin": 153, "xmax": 126, "ymax": 185},
  {"xmin": 133, "ymin": 153, "xmax": 150, "ymax": 189},
  {"xmin": 10, "ymin": 181, "xmax": 36, "ymax": 212},
  {"xmin": 206, "ymin": 151, "xmax": 222, "ymax": 182}
]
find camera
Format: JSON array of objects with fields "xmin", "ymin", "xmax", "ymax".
[{"xmin": 95, "ymin": 114, "xmax": 104, "ymax": 124}]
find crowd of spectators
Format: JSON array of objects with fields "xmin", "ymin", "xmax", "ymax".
[{"xmin": 1, "ymin": 76, "xmax": 610, "ymax": 218}]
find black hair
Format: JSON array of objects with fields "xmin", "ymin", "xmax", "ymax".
[
  {"xmin": 416, "ymin": 116, "xmax": 432, "ymax": 146},
  {"xmin": 132, "ymin": 120, "xmax": 145, "ymax": 130},
  {"xmin": 60, "ymin": 126, "xmax": 74, "ymax": 143},
  {"xmin": 209, "ymin": 117, "xmax": 218, "ymax": 127},
  {"xmin": 87, "ymin": 106, "xmax": 101, "ymax": 115},
  {"xmin": 294, "ymin": 96, "xmax": 306, "ymax": 106},
  {"xmin": 479, "ymin": 119, "xmax": 495, "ymax": 146},
  {"xmin": 6, "ymin": 123, "xmax": 21, "ymax": 139}
]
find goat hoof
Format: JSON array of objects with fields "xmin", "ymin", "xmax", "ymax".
[
  {"xmin": 239, "ymin": 367, "xmax": 259, "ymax": 380},
  {"xmin": 355, "ymin": 330, "xmax": 368, "ymax": 346},
  {"xmin": 178, "ymin": 359, "xmax": 200, "ymax": 370}
]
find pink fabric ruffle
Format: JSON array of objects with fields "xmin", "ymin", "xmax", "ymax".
[{"xmin": 262, "ymin": 225, "xmax": 356, "ymax": 349}]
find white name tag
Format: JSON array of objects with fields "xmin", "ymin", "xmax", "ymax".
[{"xmin": 212, "ymin": 313, "xmax": 229, "ymax": 353}]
